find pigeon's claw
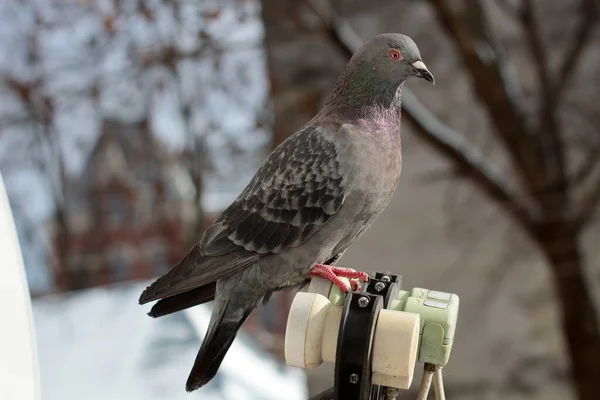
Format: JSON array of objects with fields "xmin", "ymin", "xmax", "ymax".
[
  {"xmin": 310, "ymin": 264, "xmax": 370, "ymax": 293},
  {"xmin": 326, "ymin": 265, "xmax": 370, "ymax": 283},
  {"xmin": 349, "ymin": 278, "xmax": 361, "ymax": 291},
  {"xmin": 310, "ymin": 264, "xmax": 350, "ymax": 293}
]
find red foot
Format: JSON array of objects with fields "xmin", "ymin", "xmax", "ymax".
[{"xmin": 310, "ymin": 264, "xmax": 370, "ymax": 293}]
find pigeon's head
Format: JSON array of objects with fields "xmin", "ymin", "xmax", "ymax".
[
  {"xmin": 325, "ymin": 33, "xmax": 434, "ymax": 110},
  {"xmin": 350, "ymin": 33, "xmax": 434, "ymax": 86}
]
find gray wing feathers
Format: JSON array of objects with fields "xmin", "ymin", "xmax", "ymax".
[
  {"xmin": 139, "ymin": 245, "xmax": 258, "ymax": 304},
  {"xmin": 214, "ymin": 126, "xmax": 345, "ymax": 254},
  {"xmin": 139, "ymin": 126, "xmax": 346, "ymax": 304}
]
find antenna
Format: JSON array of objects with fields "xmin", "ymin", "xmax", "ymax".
[{"xmin": 285, "ymin": 272, "xmax": 459, "ymax": 400}]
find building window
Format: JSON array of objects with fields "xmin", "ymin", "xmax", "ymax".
[{"xmin": 106, "ymin": 193, "xmax": 127, "ymax": 226}]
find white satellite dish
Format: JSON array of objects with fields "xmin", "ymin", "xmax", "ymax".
[{"xmin": 0, "ymin": 172, "xmax": 41, "ymax": 400}]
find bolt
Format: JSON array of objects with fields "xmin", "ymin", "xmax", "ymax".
[
  {"xmin": 358, "ymin": 296, "xmax": 370, "ymax": 308},
  {"xmin": 381, "ymin": 275, "xmax": 391, "ymax": 282},
  {"xmin": 349, "ymin": 373, "xmax": 359, "ymax": 384},
  {"xmin": 374, "ymin": 281, "xmax": 386, "ymax": 292}
]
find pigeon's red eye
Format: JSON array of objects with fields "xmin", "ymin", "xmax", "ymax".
[{"xmin": 389, "ymin": 49, "xmax": 401, "ymax": 60}]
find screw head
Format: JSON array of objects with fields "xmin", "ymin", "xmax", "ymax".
[
  {"xmin": 349, "ymin": 373, "xmax": 359, "ymax": 384},
  {"xmin": 381, "ymin": 275, "xmax": 391, "ymax": 282},
  {"xmin": 374, "ymin": 281, "xmax": 386, "ymax": 292},
  {"xmin": 357, "ymin": 296, "xmax": 370, "ymax": 308}
]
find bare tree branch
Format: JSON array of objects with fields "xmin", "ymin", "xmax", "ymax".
[
  {"xmin": 567, "ymin": 102, "xmax": 600, "ymax": 189},
  {"xmin": 517, "ymin": 0, "xmax": 568, "ymax": 216},
  {"xmin": 575, "ymin": 174, "xmax": 600, "ymax": 230},
  {"xmin": 519, "ymin": 0, "xmax": 552, "ymax": 100},
  {"xmin": 428, "ymin": 0, "xmax": 545, "ymax": 191},
  {"xmin": 572, "ymin": 150, "xmax": 600, "ymax": 189},
  {"xmin": 309, "ymin": 0, "xmax": 538, "ymax": 228},
  {"xmin": 402, "ymin": 90, "xmax": 538, "ymax": 227},
  {"xmin": 494, "ymin": 0, "xmax": 518, "ymax": 17},
  {"xmin": 552, "ymin": 0, "xmax": 599, "ymax": 104},
  {"xmin": 534, "ymin": 0, "xmax": 599, "ymax": 213},
  {"xmin": 434, "ymin": 0, "xmax": 572, "ymax": 219}
]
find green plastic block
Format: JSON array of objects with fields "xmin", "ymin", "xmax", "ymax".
[
  {"xmin": 392, "ymin": 287, "xmax": 459, "ymax": 366},
  {"xmin": 328, "ymin": 284, "xmax": 345, "ymax": 307}
]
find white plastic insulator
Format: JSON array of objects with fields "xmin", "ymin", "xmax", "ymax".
[
  {"xmin": 285, "ymin": 290, "xmax": 421, "ymax": 389},
  {"xmin": 372, "ymin": 309, "xmax": 420, "ymax": 389},
  {"xmin": 321, "ymin": 305, "xmax": 341, "ymax": 364},
  {"xmin": 307, "ymin": 276, "xmax": 335, "ymax": 297},
  {"xmin": 285, "ymin": 292, "xmax": 331, "ymax": 368}
]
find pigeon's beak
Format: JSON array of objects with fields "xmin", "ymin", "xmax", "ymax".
[{"xmin": 411, "ymin": 61, "xmax": 435, "ymax": 84}]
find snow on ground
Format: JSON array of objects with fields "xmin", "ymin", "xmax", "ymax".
[{"xmin": 32, "ymin": 282, "xmax": 307, "ymax": 400}]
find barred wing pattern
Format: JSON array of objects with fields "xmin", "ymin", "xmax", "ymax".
[
  {"xmin": 205, "ymin": 125, "xmax": 346, "ymax": 255},
  {"xmin": 139, "ymin": 126, "xmax": 346, "ymax": 304}
]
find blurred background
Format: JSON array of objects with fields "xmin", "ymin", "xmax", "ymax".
[{"xmin": 0, "ymin": 0, "xmax": 599, "ymax": 399}]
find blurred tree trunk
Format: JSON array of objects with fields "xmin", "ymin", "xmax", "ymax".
[{"xmin": 538, "ymin": 224, "xmax": 600, "ymax": 400}]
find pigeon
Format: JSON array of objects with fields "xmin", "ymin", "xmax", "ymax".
[{"xmin": 139, "ymin": 33, "xmax": 434, "ymax": 392}]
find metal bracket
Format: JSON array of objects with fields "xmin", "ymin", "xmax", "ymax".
[
  {"xmin": 367, "ymin": 273, "xmax": 400, "ymax": 308},
  {"xmin": 300, "ymin": 272, "xmax": 456, "ymax": 400},
  {"xmin": 334, "ymin": 292, "xmax": 383, "ymax": 400}
]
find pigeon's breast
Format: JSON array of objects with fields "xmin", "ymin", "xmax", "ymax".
[
  {"xmin": 355, "ymin": 135, "xmax": 401, "ymax": 211},
  {"xmin": 328, "ymin": 124, "xmax": 403, "ymax": 251},
  {"xmin": 258, "ymin": 127, "xmax": 403, "ymax": 282},
  {"xmin": 346, "ymin": 123, "xmax": 402, "ymax": 191}
]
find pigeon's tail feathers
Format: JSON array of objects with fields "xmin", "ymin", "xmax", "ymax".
[
  {"xmin": 147, "ymin": 283, "xmax": 216, "ymax": 318},
  {"xmin": 138, "ymin": 244, "xmax": 256, "ymax": 305},
  {"xmin": 186, "ymin": 300, "xmax": 253, "ymax": 392}
]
